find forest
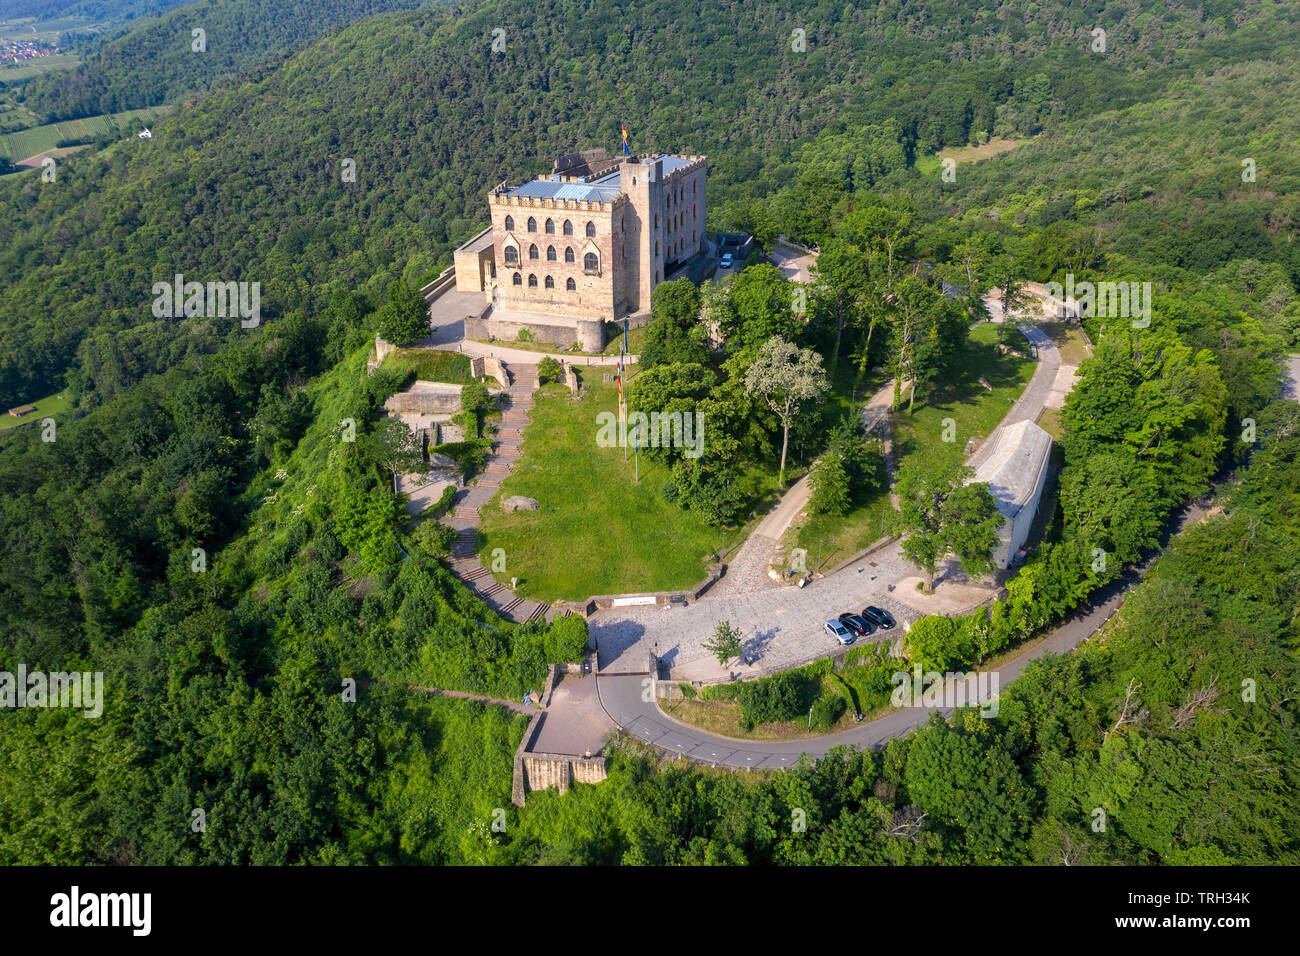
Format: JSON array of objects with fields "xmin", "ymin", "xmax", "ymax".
[{"xmin": 0, "ymin": 0, "xmax": 1297, "ymax": 865}]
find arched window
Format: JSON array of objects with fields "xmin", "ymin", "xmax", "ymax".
[
  {"xmin": 527, "ymin": 217, "xmax": 537, "ymax": 232},
  {"xmin": 584, "ymin": 252, "xmax": 599, "ymax": 274},
  {"xmin": 566, "ymin": 278, "xmax": 576, "ymax": 291},
  {"xmin": 585, "ymin": 221, "xmax": 596, "ymax": 237},
  {"xmin": 654, "ymin": 240, "xmax": 659, "ymax": 257},
  {"xmin": 545, "ymin": 275, "xmax": 554, "ymax": 289},
  {"xmin": 512, "ymin": 272, "xmax": 522, "ymax": 286},
  {"xmin": 563, "ymin": 219, "xmax": 573, "ymax": 235},
  {"xmin": 545, "ymin": 218, "xmax": 555, "ymax": 234},
  {"xmin": 529, "ymin": 244, "xmax": 539, "ymax": 260},
  {"xmin": 546, "ymin": 245, "xmax": 557, "ymax": 261},
  {"xmin": 504, "ymin": 215, "xmax": 515, "ymax": 231},
  {"xmin": 528, "ymin": 274, "xmax": 537, "ymax": 287},
  {"xmin": 654, "ymin": 212, "xmax": 659, "ymax": 229},
  {"xmin": 564, "ymin": 247, "xmax": 575, "ymax": 263},
  {"xmin": 504, "ymin": 246, "xmax": 518, "ymax": 266}
]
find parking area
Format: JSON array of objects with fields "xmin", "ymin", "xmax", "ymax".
[{"xmin": 592, "ymin": 568, "xmax": 921, "ymax": 682}]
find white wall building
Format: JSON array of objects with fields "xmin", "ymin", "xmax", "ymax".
[{"xmin": 970, "ymin": 419, "xmax": 1053, "ymax": 568}]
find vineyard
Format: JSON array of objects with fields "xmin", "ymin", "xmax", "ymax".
[{"xmin": 0, "ymin": 105, "xmax": 172, "ymax": 160}]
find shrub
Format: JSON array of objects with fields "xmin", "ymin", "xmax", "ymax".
[
  {"xmin": 543, "ymin": 614, "xmax": 589, "ymax": 663},
  {"xmin": 411, "ymin": 520, "xmax": 456, "ymax": 556},
  {"xmin": 810, "ymin": 688, "xmax": 846, "ymax": 729},
  {"xmin": 736, "ymin": 669, "xmax": 818, "ymax": 727},
  {"xmin": 538, "ymin": 357, "xmax": 562, "ymax": 383}
]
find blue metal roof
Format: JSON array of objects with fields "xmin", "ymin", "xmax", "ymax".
[
  {"xmin": 508, "ymin": 177, "xmax": 620, "ymax": 202},
  {"xmin": 656, "ymin": 155, "xmax": 694, "ymax": 174}
]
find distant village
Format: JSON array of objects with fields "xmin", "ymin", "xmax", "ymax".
[{"xmin": 1, "ymin": 39, "xmax": 61, "ymax": 67}]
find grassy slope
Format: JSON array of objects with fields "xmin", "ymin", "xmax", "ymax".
[
  {"xmin": 379, "ymin": 348, "xmax": 473, "ymax": 384},
  {"xmin": 0, "ymin": 389, "xmax": 68, "ymax": 430},
  {"xmin": 477, "ymin": 375, "xmax": 776, "ymax": 601}
]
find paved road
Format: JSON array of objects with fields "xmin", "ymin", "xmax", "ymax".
[
  {"xmin": 591, "ymin": 325, "xmax": 1066, "ymax": 680},
  {"xmin": 594, "ymin": 497, "xmax": 1209, "ymax": 765}
]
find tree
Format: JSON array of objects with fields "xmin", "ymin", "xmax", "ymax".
[
  {"xmin": 809, "ymin": 451, "xmax": 851, "ymax": 516},
  {"xmin": 458, "ymin": 379, "xmax": 492, "ymax": 438},
  {"xmin": 367, "ymin": 416, "xmax": 424, "ymax": 495},
  {"xmin": 987, "ymin": 251, "xmax": 1032, "ymax": 345},
  {"xmin": 640, "ymin": 279, "xmax": 707, "ymax": 368},
  {"xmin": 810, "ymin": 237, "xmax": 871, "ymax": 366},
  {"xmin": 886, "ymin": 274, "xmax": 967, "ymax": 412},
  {"xmin": 703, "ymin": 620, "xmax": 744, "ymax": 667},
  {"xmin": 376, "ymin": 280, "xmax": 429, "ymax": 345},
  {"xmin": 896, "ymin": 460, "xmax": 1001, "ymax": 590},
  {"xmin": 744, "ymin": 336, "xmax": 829, "ymax": 486},
  {"xmin": 728, "ymin": 265, "xmax": 797, "ymax": 356}
]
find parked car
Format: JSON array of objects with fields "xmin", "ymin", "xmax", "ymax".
[
  {"xmin": 862, "ymin": 605, "xmax": 896, "ymax": 629},
  {"xmin": 837, "ymin": 613, "xmax": 876, "ymax": 637},
  {"xmin": 823, "ymin": 619, "xmax": 854, "ymax": 645},
  {"xmin": 720, "ymin": 253, "xmax": 734, "ymax": 268}
]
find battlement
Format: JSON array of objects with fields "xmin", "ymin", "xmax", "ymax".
[{"xmin": 487, "ymin": 192, "xmax": 626, "ymax": 212}]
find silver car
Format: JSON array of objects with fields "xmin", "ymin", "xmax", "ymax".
[{"xmin": 824, "ymin": 619, "xmax": 854, "ymax": 645}]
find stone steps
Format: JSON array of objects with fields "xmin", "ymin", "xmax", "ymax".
[{"xmin": 525, "ymin": 603, "xmax": 550, "ymax": 624}]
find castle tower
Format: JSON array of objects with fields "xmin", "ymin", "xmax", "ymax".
[{"xmin": 619, "ymin": 156, "xmax": 664, "ymax": 315}]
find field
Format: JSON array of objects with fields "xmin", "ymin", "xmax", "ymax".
[
  {"xmin": 915, "ymin": 138, "xmax": 1020, "ymax": 176},
  {"xmin": 0, "ymin": 106, "xmax": 174, "ymax": 161},
  {"xmin": 476, "ymin": 374, "xmax": 780, "ymax": 601},
  {"xmin": 0, "ymin": 52, "xmax": 78, "ymax": 81},
  {"xmin": 0, "ymin": 390, "xmax": 70, "ymax": 431},
  {"xmin": 0, "ymin": 17, "xmax": 98, "ymax": 42}
]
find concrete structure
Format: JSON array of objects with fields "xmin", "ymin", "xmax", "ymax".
[
  {"xmin": 455, "ymin": 147, "xmax": 707, "ymax": 338},
  {"xmin": 970, "ymin": 419, "xmax": 1053, "ymax": 568}
]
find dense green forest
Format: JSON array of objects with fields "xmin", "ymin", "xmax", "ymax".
[
  {"xmin": 1, "ymin": 0, "xmax": 1297, "ymax": 865},
  {"xmin": 9, "ymin": 0, "xmax": 441, "ymax": 121}
]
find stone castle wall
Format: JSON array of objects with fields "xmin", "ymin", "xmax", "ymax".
[{"xmin": 489, "ymin": 194, "xmax": 624, "ymax": 319}]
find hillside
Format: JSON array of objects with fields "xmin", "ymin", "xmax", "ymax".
[
  {"xmin": 0, "ymin": 0, "xmax": 1297, "ymax": 870},
  {"xmin": 13, "ymin": 0, "xmax": 438, "ymax": 121},
  {"xmin": 2, "ymin": 0, "xmax": 1294, "ymax": 409}
]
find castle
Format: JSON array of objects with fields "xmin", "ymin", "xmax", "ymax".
[{"xmin": 454, "ymin": 147, "xmax": 707, "ymax": 349}]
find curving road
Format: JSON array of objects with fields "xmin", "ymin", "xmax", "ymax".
[{"xmin": 594, "ymin": 495, "xmax": 1208, "ymax": 766}]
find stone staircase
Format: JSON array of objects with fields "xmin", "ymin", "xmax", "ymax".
[{"xmin": 436, "ymin": 360, "xmax": 553, "ymax": 625}]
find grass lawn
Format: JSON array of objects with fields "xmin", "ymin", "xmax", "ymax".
[
  {"xmin": 891, "ymin": 321, "xmax": 1036, "ymax": 473},
  {"xmin": 1036, "ymin": 407, "xmax": 1064, "ymax": 440},
  {"xmin": 380, "ymin": 348, "xmax": 474, "ymax": 384},
  {"xmin": 0, "ymin": 390, "xmax": 70, "ymax": 431},
  {"xmin": 476, "ymin": 375, "xmax": 780, "ymax": 601},
  {"xmin": 600, "ymin": 323, "xmax": 648, "ymax": 356},
  {"xmin": 1028, "ymin": 318, "xmax": 1092, "ymax": 365}
]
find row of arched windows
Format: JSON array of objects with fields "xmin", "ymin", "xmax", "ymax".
[
  {"xmin": 503, "ymin": 244, "xmax": 593, "ymax": 266},
  {"xmin": 513, "ymin": 273, "xmax": 579, "ymax": 291},
  {"xmin": 504, "ymin": 215, "xmax": 598, "ymax": 237}
]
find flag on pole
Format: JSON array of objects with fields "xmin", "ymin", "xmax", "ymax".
[{"xmin": 621, "ymin": 123, "xmax": 630, "ymax": 156}]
